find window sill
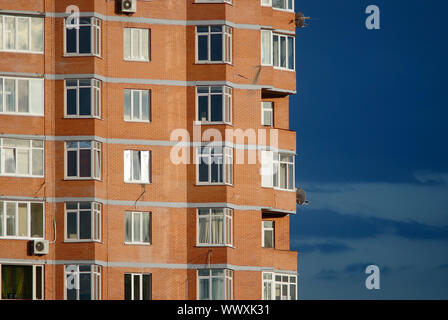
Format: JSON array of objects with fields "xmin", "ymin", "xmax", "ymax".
[
  {"xmin": 273, "ymin": 66, "xmax": 296, "ymax": 73},
  {"xmin": 195, "ymin": 61, "xmax": 233, "ymax": 66},
  {"xmin": 124, "ymin": 242, "xmax": 152, "ymax": 246},
  {"xmin": 272, "ymin": 8, "xmax": 295, "ymax": 13},
  {"xmin": 64, "ymin": 116, "xmax": 102, "ymax": 120},
  {"xmin": 195, "ymin": 244, "xmax": 235, "ymax": 248},
  {"xmin": 0, "ymin": 237, "xmax": 44, "ymax": 241},
  {"xmin": 195, "ymin": 183, "xmax": 234, "ymax": 187},
  {"xmin": 63, "ymin": 54, "xmax": 103, "ymax": 59},
  {"xmin": 194, "ymin": 121, "xmax": 233, "ymax": 126},
  {"xmin": 0, "ymin": 174, "xmax": 44, "ymax": 179},
  {"xmin": 124, "ymin": 119, "xmax": 151, "ymax": 123},
  {"xmin": 124, "ymin": 58, "xmax": 150, "ymax": 63},
  {"xmin": 0, "ymin": 49, "xmax": 44, "ymax": 55},
  {"xmin": 0, "ymin": 113, "xmax": 44, "ymax": 117},
  {"xmin": 64, "ymin": 178, "xmax": 103, "ymax": 182},
  {"xmin": 124, "ymin": 181, "xmax": 151, "ymax": 185},
  {"xmin": 64, "ymin": 240, "xmax": 102, "ymax": 244}
]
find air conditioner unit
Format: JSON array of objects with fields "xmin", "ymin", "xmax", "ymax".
[
  {"xmin": 121, "ymin": 0, "xmax": 137, "ymax": 13},
  {"xmin": 33, "ymin": 240, "xmax": 49, "ymax": 255}
]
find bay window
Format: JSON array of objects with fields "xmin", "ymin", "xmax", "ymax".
[
  {"xmin": 0, "ymin": 138, "xmax": 44, "ymax": 177},
  {"xmin": 196, "ymin": 86, "xmax": 232, "ymax": 124},
  {"xmin": 65, "ymin": 79, "xmax": 101, "ymax": 118},
  {"xmin": 261, "ymin": 151, "xmax": 295, "ymax": 190},
  {"xmin": 196, "ymin": 25, "xmax": 232, "ymax": 63},
  {"xmin": 124, "ymin": 150, "xmax": 151, "ymax": 183},
  {"xmin": 65, "ymin": 202, "xmax": 101, "ymax": 242},
  {"xmin": 197, "ymin": 208, "xmax": 233, "ymax": 246},
  {"xmin": 65, "ymin": 141, "xmax": 101, "ymax": 179},
  {"xmin": 0, "ymin": 201, "xmax": 44, "ymax": 239},
  {"xmin": 262, "ymin": 272, "xmax": 297, "ymax": 300},
  {"xmin": 198, "ymin": 269, "xmax": 233, "ymax": 300},
  {"xmin": 65, "ymin": 265, "xmax": 101, "ymax": 300},
  {"xmin": 65, "ymin": 17, "xmax": 101, "ymax": 56},
  {"xmin": 0, "ymin": 15, "xmax": 44, "ymax": 53},
  {"xmin": 197, "ymin": 146, "xmax": 233, "ymax": 185}
]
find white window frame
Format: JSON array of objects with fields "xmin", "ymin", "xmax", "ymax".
[
  {"xmin": 64, "ymin": 141, "xmax": 101, "ymax": 180},
  {"xmin": 0, "ymin": 138, "xmax": 44, "ymax": 177},
  {"xmin": 197, "ymin": 269, "xmax": 233, "ymax": 300},
  {"xmin": 262, "ymin": 220, "xmax": 274, "ymax": 248},
  {"xmin": 0, "ymin": 201, "xmax": 44, "ymax": 240},
  {"xmin": 0, "ymin": 15, "xmax": 44, "ymax": 54},
  {"xmin": 64, "ymin": 17, "xmax": 101, "ymax": 56},
  {"xmin": 64, "ymin": 202, "xmax": 101, "ymax": 242},
  {"xmin": 196, "ymin": 86, "xmax": 232, "ymax": 124},
  {"xmin": 124, "ymin": 273, "xmax": 152, "ymax": 300},
  {"xmin": 0, "ymin": 264, "xmax": 44, "ymax": 300},
  {"xmin": 123, "ymin": 150, "xmax": 151, "ymax": 184},
  {"xmin": 64, "ymin": 265, "xmax": 101, "ymax": 300},
  {"xmin": 261, "ymin": 0, "xmax": 272, "ymax": 7},
  {"xmin": 261, "ymin": 151, "xmax": 295, "ymax": 191},
  {"xmin": 64, "ymin": 79, "xmax": 101, "ymax": 118},
  {"xmin": 196, "ymin": 25, "xmax": 232, "ymax": 64},
  {"xmin": 123, "ymin": 28, "xmax": 150, "ymax": 62},
  {"xmin": 124, "ymin": 211, "xmax": 151, "ymax": 245},
  {"xmin": 270, "ymin": 0, "xmax": 294, "ymax": 12},
  {"xmin": 261, "ymin": 102, "xmax": 274, "ymax": 126},
  {"xmin": 261, "ymin": 30, "xmax": 295, "ymax": 71},
  {"xmin": 196, "ymin": 146, "xmax": 233, "ymax": 185},
  {"xmin": 0, "ymin": 76, "xmax": 44, "ymax": 116},
  {"xmin": 197, "ymin": 208, "xmax": 233, "ymax": 247},
  {"xmin": 124, "ymin": 89, "xmax": 151, "ymax": 122},
  {"xmin": 262, "ymin": 272, "xmax": 297, "ymax": 300}
]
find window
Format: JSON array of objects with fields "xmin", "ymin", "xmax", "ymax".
[
  {"xmin": 124, "ymin": 211, "xmax": 151, "ymax": 244},
  {"xmin": 124, "ymin": 150, "xmax": 151, "ymax": 183},
  {"xmin": 262, "ymin": 272, "xmax": 297, "ymax": 300},
  {"xmin": 0, "ymin": 15, "xmax": 44, "ymax": 53},
  {"xmin": 65, "ymin": 17, "xmax": 101, "ymax": 56},
  {"xmin": 196, "ymin": 86, "xmax": 232, "ymax": 123},
  {"xmin": 124, "ymin": 89, "xmax": 150, "ymax": 122},
  {"xmin": 261, "ymin": 151, "xmax": 295, "ymax": 190},
  {"xmin": 124, "ymin": 274, "xmax": 152, "ymax": 300},
  {"xmin": 198, "ymin": 269, "xmax": 233, "ymax": 300},
  {"xmin": 124, "ymin": 28, "xmax": 150, "ymax": 61},
  {"xmin": 272, "ymin": 0, "xmax": 294, "ymax": 11},
  {"xmin": 0, "ymin": 76, "xmax": 44, "ymax": 116},
  {"xmin": 65, "ymin": 265, "xmax": 101, "ymax": 300},
  {"xmin": 65, "ymin": 202, "xmax": 101, "ymax": 242},
  {"xmin": 1, "ymin": 265, "xmax": 44, "ymax": 300},
  {"xmin": 262, "ymin": 220, "xmax": 274, "ymax": 248},
  {"xmin": 197, "ymin": 146, "xmax": 233, "ymax": 185},
  {"xmin": 65, "ymin": 141, "xmax": 101, "ymax": 179},
  {"xmin": 0, "ymin": 201, "xmax": 44, "ymax": 239},
  {"xmin": 261, "ymin": 31, "xmax": 295, "ymax": 70},
  {"xmin": 196, "ymin": 25, "xmax": 232, "ymax": 63},
  {"xmin": 197, "ymin": 208, "xmax": 233, "ymax": 246},
  {"xmin": 0, "ymin": 138, "xmax": 44, "ymax": 177},
  {"xmin": 261, "ymin": 102, "xmax": 273, "ymax": 126},
  {"xmin": 65, "ymin": 79, "xmax": 101, "ymax": 118}
]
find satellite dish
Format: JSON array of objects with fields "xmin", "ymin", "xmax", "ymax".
[
  {"xmin": 295, "ymin": 12, "xmax": 310, "ymax": 28},
  {"xmin": 296, "ymin": 188, "xmax": 308, "ymax": 205}
]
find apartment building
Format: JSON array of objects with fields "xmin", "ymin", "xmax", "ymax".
[{"xmin": 0, "ymin": 0, "xmax": 298, "ymax": 300}]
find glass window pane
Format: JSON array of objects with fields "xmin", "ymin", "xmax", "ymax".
[
  {"xmin": 0, "ymin": 18, "xmax": 3, "ymax": 51},
  {"xmin": 132, "ymin": 90, "xmax": 140, "ymax": 119},
  {"xmin": 29, "ymin": 79, "xmax": 44, "ymax": 115},
  {"xmin": 198, "ymin": 96, "xmax": 208, "ymax": 121},
  {"xmin": 211, "ymin": 216, "xmax": 224, "ymax": 244},
  {"xmin": 17, "ymin": 18, "xmax": 29, "ymax": 51},
  {"xmin": 261, "ymin": 31, "xmax": 271, "ymax": 65},
  {"xmin": 133, "ymin": 213, "xmax": 141, "ymax": 242},
  {"xmin": 18, "ymin": 203, "xmax": 28, "ymax": 237},
  {"xmin": 5, "ymin": 79, "xmax": 15, "ymax": 112},
  {"xmin": 79, "ymin": 210, "xmax": 92, "ymax": 239},
  {"xmin": 280, "ymin": 37, "xmax": 287, "ymax": 68},
  {"xmin": 132, "ymin": 29, "xmax": 139, "ymax": 58},
  {"xmin": 79, "ymin": 26, "xmax": 91, "ymax": 54},
  {"xmin": 133, "ymin": 275, "xmax": 140, "ymax": 300},
  {"xmin": 67, "ymin": 150, "xmax": 78, "ymax": 177},
  {"xmin": 212, "ymin": 278, "xmax": 224, "ymax": 300},
  {"xmin": 0, "ymin": 78, "xmax": 3, "ymax": 112},
  {"xmin": 210, "ymin": 95, "xmax": 223, "ymax": 122},
  {"xmin": 79, "ymin": 149, "xmax": 91, "ymax": 177},
  {"xmin": 4, "ymin": 148, "xmax": 16, "ymax": 173},
  {"xmin": 18, "ymin": 80, "xmax": 29, "ymax": 113},
  {"xmin": 124, "ymin": 274, "xmax": 131, "ymax": 300},
  {"xmin": 79, "ymin": 273, "xmax": 91, "ymax": 300},
  {"xmin": 66, "ymin": 89, "xmax": 77, "ymax": 115},
  {"xmin": 31, "ymin": 18, "xmax": 44, "ymax": 52},
  {"xmin": 198, "ymin": 217, "xmax": 210, "ymax": 244},
  {"xmin": 0, "ymin": 202, "xmax": 3, "ymax": 236},
  {"xmin": 132, "ymin": 151, "xmax": 141, "ymax": 181},
  {"xmin": 273, "ymin": 35, "xmax": 279, "ymax": 67},
  {"xmin": 142, "ymin": 213, "xmax": 150, "ymax": 243},
  {"xmin": 198, "ymin": 278, "xmax": 209, "ymax": 300},
  {"xmin": 124, "ymin": 90, "xmax": 131, "ymax": 120},
  {"xmin": 142, "ymin": 91, "xmax": 150, "ymax": 121},
  {"xmin": 66, "ymin": 28, "xmax": 76, "ymax": 53},
  {"xmin": 6, "ymin": 202, "xmax": 16, "ymax": 236},
  {"xmin": 198, "ymin": 162, "xmax": 209, "ymax": 182},
  {"xmin": 5, "ymin": 16, "xmax": 16, "ymax": 50},
  {"xmin": 32, "ymin": 148, "xmax": 44, "ymax": 176},
  {"xmin": 210, "ymin": 34, "xmax": 223, "ymax": 61},
  {"xmin": 35, "ymin": 266, "xmax": 43, "ymax": 299},
  {"xmin": 288, "ymin": 37, "xmax": 294, "ymax": 69},
  {"xmin": 125, "ymin": 212, "xmax": 132, "ymax": 242},
  {"xmin": 142, "ymin": 29, "xmax": 149, "ymax": 60},
  {"xmin": 198, "ymin": 35, "xmax": 208, "ymax": 61},
  {"xmin": 30, "ymin": 203, "xmax": 43, "ymax": 238},
  {"xmin": 143, "ymin": 275, "xmax": 151, "ymax": 300},
  {"xmin": 67, "ymin": 211, "xmax": 78, "ymax": 239},
  {"xmin": 17, "ymin": 149, "xmax": 29, "ymax": 175},
  {"xmin": 124, "ymin": 28, "xmax": 131, "ymax": 58},
  {"xmin": 79, "ymin": 88, "xmax": 91, "ymax": 115}
]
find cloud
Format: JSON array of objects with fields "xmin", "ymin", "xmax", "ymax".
[
  {"xmin": 315, "ymin": 263, "xmax": 390, "ymax": 281},
  {"xmin": 414, "ymin": 171, "xmax": 448, "ymax": 186},
  {"xmin": 300, "ymin": 181, "xmax": 448, "ymax": 225},
  {"xmin": 295, "ymin": 241, "xmax": 353, "ymax": 254}
]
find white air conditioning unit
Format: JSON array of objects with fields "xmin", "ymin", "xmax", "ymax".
[
  {"xmin": 121, "ymin": 0, "xmax": 137, "ymax": 13},
  {"xmin": 33, "ymin": 240, "xmax": 49, "ymax": 255}
]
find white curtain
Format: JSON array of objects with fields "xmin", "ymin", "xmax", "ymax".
[
  {"xmin": 211, "ymin": 216, "xmax": 224, "ymax": 244},
  {"xmin": 261, "ymin": 151, "xmax": 274, "ymax": 188},
  {"xmin": 141, "ymin": 151, "xmax": 150, "ymax": 183},
  {"xmin": 199, "ymin": 218, "xmax": 210, "ymax": 244},
  {"xmin": 261, "ymin": 30, "xmax": 272, "ymax": 65},
  {"xmin": 124, "ymin": 150, "xmax": 131, "ymax": 181}
]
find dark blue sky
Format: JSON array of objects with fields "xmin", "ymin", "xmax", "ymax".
[{"xmin": 290, "ymin": 0, "xmax": 448, "ymax": 299}]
